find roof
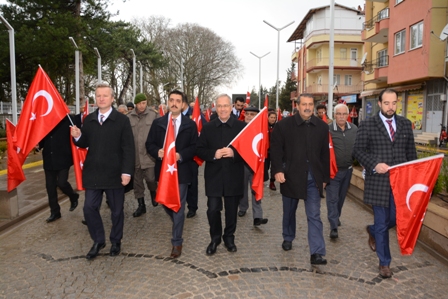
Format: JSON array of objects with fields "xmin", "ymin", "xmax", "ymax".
[{"xmin": 287, "ymin": 3, "xmax": 363, "ymax": 42}]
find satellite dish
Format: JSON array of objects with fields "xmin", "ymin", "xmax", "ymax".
[
  {"xmin": 361, "ymin": 52, "xmax": 368, "ymax": 65},
  {"xmin": 440, "ymin": 23, "xmax": 448, "ymax": 41}
]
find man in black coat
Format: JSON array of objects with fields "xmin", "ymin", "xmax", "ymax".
[
  {"xmin": 70, "ymin": 83, "xmax": 135, "ymax": 260},
  {"xmin": 146, "ymin": 90, "xmax": 198, "ymax": 259},
  {"xmin": 196, "ymin": 94, "xmax": 246, "ymax": 255},
  {"xmin": 353, "ymin": 88, "xmax": 417, "ymax": 279},
  {"xmin": 271, "ymin": 93, "xmax": 330, "ymax": 266},
  {"xmin": 39, "ymin": 116, "xmax": 79, "ymax": 223}
]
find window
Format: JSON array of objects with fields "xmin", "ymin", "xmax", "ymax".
[
  {"xmin": 351, "ymin": 48, "xmax": 358, "ymax": 61},
  {"xmin": 378, "ymin": 49, "xmax": 388, "ymax": 67},
  {"xmin": 344, "ymin": 75, "xmax": 352, "ymax": 86},
  {"xmin": 317, "ymin": 76, "xmax": 322, "ymax": 85},
  {"xmin": 395, "ymin": 30, "xmax": 406, "ymax": 55},
  {"xmin": 333, "ymin": 74, "xmax": 340, "ymax": 86},
  {"xmin": 396, "ymin": 0, "xmax": 403, "ymax": 4},
  {"xmin": 317, "ymin": 49, "xmax": 322, "ymax": 62},
  {"xmin": 340, "ymin": 48, "xmax": 347, "ymax": 60},
  {"xmin": 378, "ymin": 8, "xmax": 389, "ymax": 21},
  {"xmin": 410, "ymin": 22, "xmax": 423, "ymax": 50}
]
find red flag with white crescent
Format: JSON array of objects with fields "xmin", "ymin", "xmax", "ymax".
[
  {"xmin": 70, "ymin": 137, "xmax": 88, "ymax": 190},
  {"xmin": 229, "ymin": 107, "xmax": 268, "ymax": 200},
  {"xmin": 6, "ymin": 119, "xmax": 26, "ymax": 192},
  {"xmin": 205, "ymin": 108, "xmax": 211, "ymax": 122},
  {"xmin": 329, "ymin": 133, "xmax": 338, "ymax": 179},
  {"xmin": 14, "ymin": 66, "xmax": 69, "ymax": 157},
  {"xmin": 389, "ymin": 154, "xmax": 443, "ymax": 255},
  {"xmin": 155, "ymin": 114, "xmax": 181, "ymax": 212},
  {"xmin": 246, "ymin": 91, "xmax": 251, "ymax": 104},
  {"xmin": 192, "ymin": 96, "xmax": 204, "ymax": 166},
  {"xmin": 159, "ymin": 105, "xmax": 165, "ymax": 116},
  {"xmin": 264, "ymin": 94, "xmax": 269, "ymax": 108}
]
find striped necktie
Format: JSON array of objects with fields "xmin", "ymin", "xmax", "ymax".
[
  {"xmin": 100, "ymin": 114, "xmax": 104, "ymax": 125},
  {"xmin": 386, "ymin": 119, "xmax": 395, "ymax": 141}
]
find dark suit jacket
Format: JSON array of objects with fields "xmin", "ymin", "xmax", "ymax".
[
  {"xmin": 196, "ymin": 116, "xmax": 246, "ymax": 197},
  {"xmin": 39, "ymin": 116, "xmax": 74, "ymax": 171},
  {"xmin": 270, "ymin": 114, "xmax": 330, "ymax": 199},
  {"xmin": 353, "ymin": 113, "xmax": 417, "ymax": 207},
  {"xmin": 74, "ymin": 108, "xmax": 135, "ymax": 189},
  {"xmin": 146, "ymin": 113, "xmax": 198, "ymax": 184}
]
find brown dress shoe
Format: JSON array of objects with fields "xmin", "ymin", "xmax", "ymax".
[
  {"xmin": 170, "ymin": 245, "xmax": 182, "ymax": 258},
  {"xmin": 366, "ymin": 225, "xmax": 376, "ymax": 252},
  {"xmin": 379, "ymin": 265, "xmax": 392, "ymax": 278}
]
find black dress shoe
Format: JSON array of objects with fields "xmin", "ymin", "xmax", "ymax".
[
  {"xmin": 86, "ymin": 242, "xmax": 105, "ymax": 260},
  {"xmin": 206, "ymin": 242, "xmax": 220, "ymax": 255},
  {"xmin": 253, "ymin": 218, "xmax": 268, "ymax": 226},
  {"xmin": 282, "ymin": 240, "xmax": 292, "ymax": 251},
  {"xmin": 186, "ymin": 210, "xmax": 196, "ymax": 218},
  {"xmin": 238, "ymin": 211, "xmax": 246, "ymax": 217},
  {"xmin": 224, "ymin": 242, "xmax": 237, "ymax": 252},
  {"xmin": 69, "ymin": 193, "xmax": 79, "ymax": 211},
  {"xmin": 110, "ymin": 243, "xmax": 121, "ymax": 256},
  {"xmin": 46, "ymin": 213, "xmax": 61, "ymax": 223},
  {"xmin": 310, "ymin": 253, "xmax": 327, "ymax": 265},
  {"xmin": 330, "ymin": 229, "xmax": 338, "ymax": 239},
  {"xmin": 81, "ymin": 219, "xmax": 87, "ymax": 226}
]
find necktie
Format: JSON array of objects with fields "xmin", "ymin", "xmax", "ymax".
[
  {"xmin": 172, "ymin": 118, "xmax": 177, "ymax": 138},
  {"xmin": 386, "ymin": 119, "xmax": 395, "ymax": 141},
  {"xmin": 100, "ymin": 114, "xmax": 104, "ymax": 125}
]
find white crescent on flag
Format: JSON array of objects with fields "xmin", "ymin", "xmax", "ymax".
[
  {"xmin": 32, "ymin": 90, "xmax": 54, "ymax": 117},
  {"xmin": 405, "ymin": 183, "xmax": 429, "ymax": 211},
  {"xmin": 167, "ymin": 141, "xmax": 175, "ymax": 155},
  {"xmin": 252, "ymin": 133, "xmax": 263, "ymax": 158}
]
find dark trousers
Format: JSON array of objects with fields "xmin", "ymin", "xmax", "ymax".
[
  {"xmin": 326, "ymin": 168, "xmax": 353, "ymax": 229},
  {"xmin": 186, "ymin": 163, "xmax": 199, "ymax": 212},
  {"xmin": 163, "ymin": 184, "xmax": 188, "ymax": 246},
  {"xmin": 207, "ymin": 196, "xmax": 239, "ymax": 244},
  {"xmin": 44, "ymin": 168, "xmax": 76, "ymax": 214},
  {"xmin": 84, "ymin": 188, "xmax": 125, "ymax": 244},
  {"xmin": 370, "ymin": 191, "xmax": 396, "ymax": 266}
]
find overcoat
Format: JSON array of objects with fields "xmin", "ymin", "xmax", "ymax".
[
  {"xmin": 196, "ymin": 116, "xmax": 246, "ymax": 197},
  {"xmin": 146, "ymin": 113, "xmax": 197, "ymax": 184},
  {"xmin": 352, "ymin": 113, "xmax": 417, "ymax": 207},
  {"xmin": 74, "ymin": 108, "xmax": 135, "ymax": 189},
  {"xmin": 270, "ymin": 114, "xmax": 330, "ymax": 199}
]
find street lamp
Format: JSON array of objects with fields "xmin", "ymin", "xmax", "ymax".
[
  {"xmin": 69, "ymin": 36, "xmax": 80, "ymax": 114},
  {"xmin": 93, "ymin": 47, "xmax": 101, "ymax": 84},
  {"xmin": 263, "ymin": 20, "xmax": 295, "ymax": 110},
  {"xmin": 250, "ymin": 51, "xmax": 270, "ymax": 110},
  {"xmin": 137, "ymin": 61, "xmax": 143, "ymax": 93},
  {"xmin": 130, "ymin": 49, "xmax": 136, "ymax": 100},
  {"xmin": 0, "ymin": 14, "xmax": 17, "ymax": 124}
]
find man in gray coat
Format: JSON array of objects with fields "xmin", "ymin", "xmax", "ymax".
[
  {"xmin": 271, "ymin": 93, "xmax": 330, "ymax": 265},
  {"xmin": 128, "ymin": 93, "xmax": 159, "ymax": 217},
  {"xmin": 353, "ymin": 88, "xmax": 417, "ymax": 278}
]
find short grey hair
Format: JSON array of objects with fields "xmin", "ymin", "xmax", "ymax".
[
  {"xmin": 334, "ymin": 103, "xmax": 349, "ymax": 114},
  {"xmin": 96, "ymin": 82, "xmax": 114, "ymax": 98},
  {"xmin": 216, "ymin": 94, "xmax": 232, "ymax": 105}
]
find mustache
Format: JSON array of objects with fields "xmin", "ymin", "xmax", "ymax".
[
  {"xmin": 304, "ymin": 109, "xmax": 312, "ymax": 113},
  {"xmin": 170, "ymin": 105, "xmax": 178, "ymax": 109}
]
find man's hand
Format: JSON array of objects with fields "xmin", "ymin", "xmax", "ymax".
[
  {"xmin": 215, "ymin": 147, "xmax": 234, "ymax": 159},
  {"xmin": 121, "ymin": 175, "xmax": 131, "ymax": 186},
  {"xmin": 374, "ymin": 163, "xmax": 390, "ymax": 174},
  {"xmin": 275, "ymin": 172, "xmax": 286, "ymax": 183},
  {"xmin": 70, "ymin": 125, "xmax": 81, "ymax": 138},
  {"xmin": 158, "ymin": 149, "xmax": 164, "ymax": 159}
]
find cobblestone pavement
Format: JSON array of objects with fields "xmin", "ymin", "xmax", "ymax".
[{"xmin": 1, "ymin": 167, "xmax": 448, "ymax": 298}]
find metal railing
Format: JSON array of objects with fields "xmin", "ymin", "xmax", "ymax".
[{"xmin": 363, "ymin": 8, "xmax": 389, "ymax": 30}]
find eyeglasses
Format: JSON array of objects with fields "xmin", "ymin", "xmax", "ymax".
[
  {"xmin": 335, "ymin": 113, "xmax": 348, "ymax": 116},
  {"xmin": 216, "ymin": 104, "xmax": 231, "ymax": 109}
]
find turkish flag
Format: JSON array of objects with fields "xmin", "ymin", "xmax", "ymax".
[
  {"xmin": 322, "ymin": 113, "xmax": 328, "ymax": 123},
  {"xmin": 238, "ymin": 109, "xmax": 246, "ymax": 121},
  {"xmin": 347, "ymin": 114, "xmax": 352, "ymax": 123},
  {"xmin": 246, "ymin": 91, "xmax": 251, "ymax": 104},
  {"xmin": 205, "ymin": 108, "xmax": 211, "ymax": 122},
  {"xmin": 389, "ymin": 154, "xmax": 444, "ymax": 255},
  {"xmin": 264, "ymin": 94, "xmax": 269, "ymax": 108},
  {"xmin": 229, "ymin": 107, "xmax": 268, "ymax": 200},
  {"xmin": 82, "ymin": 101, "xmax": 89, "ymax": 122},
  {"xmin": 277, "ymin": 108, "xmax": 282, "ymax": 121},
  {"xmin": 159, "ymin": 105, "xmax": 165, "ymax": 116},
  {"xmin": 155, "ymin": 114, "xmax": 181, "ymax": 212},
  {"xmin": 329, "ymin": 133, "xmax": 338, "ymax": 179},
  {"xmin": 192, "ymin": 96, "xmax": 204, "ymax": 166},
  {"xmin": 6, "ymin": 119, "xmax": 26, "ymax": 192},
  {"xmin": 14, "ymin": 66, "xmax": 69, "ymax": 157},
  {"xmin": 70, "ymin": 137, "xmax": 88, "ymax": 190}
]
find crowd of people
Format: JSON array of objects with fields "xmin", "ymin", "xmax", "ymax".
[{"xmin": 38, "ymin": 84, "xmax": 409, "ymax": 279}]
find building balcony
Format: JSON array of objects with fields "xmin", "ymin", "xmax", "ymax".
[
  {"xmin": 362, "ymin": 8, "xmax": 389, "ymax": 43},
  {"xmin": 291, "ymin": 51, "xmax": 299, "ymax": 62},
  {"xmin": 306, "ymin": 57, "xmax": 362, "ymax": 73},
  {"xmin": 363, "ymin": 56, "xmax": 389, "ymax": 83},
  {"xmin": 304, "ymin": 84, "xmax": 362, "ymax": 95}
]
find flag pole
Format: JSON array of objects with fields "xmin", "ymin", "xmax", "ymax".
[
  {"xmin": 227, "ymin": 107, "xmax": 267, "ymax": 147},
  {"xmin": 66, "ymin": 114, "xmax": 75, "ymax": 126}
]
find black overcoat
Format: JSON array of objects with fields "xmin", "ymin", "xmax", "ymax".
[
  {"xmin": 353, "ymin": 113, "xmax": 417, "ymax": 207},
  {"xmin": 74, "ymin": 108, "xmax": 135, "ymax": 189},
  {"xmin": 146, "ymin": 113, "xmax": 198, "ymax": 184},
  {"xmin": 196, "ymin": 116, "xmax": 246, "ymax": 197},
  {"xmin": 270, "ymin": 114, "xmax": 330, "ymax": 199}
]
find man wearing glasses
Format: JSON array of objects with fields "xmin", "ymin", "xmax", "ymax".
[{"xmin": 326, "ymin": 104, "xmax": 358, "ymax": 239}]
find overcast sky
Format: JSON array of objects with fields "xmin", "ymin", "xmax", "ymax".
[{"xmin": 1, "ymin": 0, "xmax": 363, "ymax": 96}]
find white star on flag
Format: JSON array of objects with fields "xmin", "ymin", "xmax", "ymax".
[
  {"xmin": 30, "ymin": 112, "xmax": 36, "ymax": 120},
  {"xmin": 166, "ymin": 163, "xmax": 177, "ymax": 175}
]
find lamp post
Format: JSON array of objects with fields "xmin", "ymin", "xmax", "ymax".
[
  {"xmin": 130, "ymin": 49, "xmax": 136, "ymax": 100},
  {"xmin": 263, "ymin": 20, "xmax": 294, "ymax": 110},
  {"xmin": 0, "ymin": 14, "xmax": 17, "ymax": 124},
  {"xmin": 69, "ymin": 36, "xmax": 80, "ymax": 114},
  {"xmin": 93, "ymin": 47, "xmax": 101, "ymax": 84},
  {"xmin": 137, "ymin": 61, "xmax": 143, "ymax": 93},
  {"xmin": 250, "ymin": 51, "xmax": 270, "ymax": 110}
]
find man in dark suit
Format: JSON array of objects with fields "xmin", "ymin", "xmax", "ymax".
[
  {"xmin": 39, "ymin": 116, "xmax": 79, "ymax": 223},
  {"xmin": 353, "ymin": 88, "xmax": 417, "ymax": 278},
  {"xmin": 270, "ymin": 93, "xmax": 330, "ymax": 265},
  {"xmin": 196, "ymin": 94, "xmax": 246, "ymax": 255},
  {"xmin": 232, "ymin": 96, "xmax": 245, "ymax": 118},
  {"xmin": 70, "ymin": 83, "xmax": 135, "ymax": 260},
  {"xmin": 146, "ymin": 90, "xmax": 197, "ymax": 258}
]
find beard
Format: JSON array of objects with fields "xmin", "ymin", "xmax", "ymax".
[{"xmin": 380, "ymin": 109, "xmax": 395, "ymax": 119}]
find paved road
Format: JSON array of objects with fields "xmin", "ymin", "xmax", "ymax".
[{"xmin": 1, "ymin": 166, "xmax": 448, "ymax": 298}]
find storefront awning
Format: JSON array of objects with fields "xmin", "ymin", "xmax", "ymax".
[{"xmin": 360, "ymin": 83, "xmax": 423, "ymax": 98}]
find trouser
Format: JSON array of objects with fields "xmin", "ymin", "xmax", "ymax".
[
  {"xmin": 207, "ymin": 196, "xmax": 239, "ymax": 244},
  {"xmin": 44, "ymin": 168, "xmax": 77, "ymax": 214},
  {"xmin": 133, "ymin": 166, "xmax": 157, "ymax": 198},
  {"xmin": 186, "ymin": 163, "xmax": 199, "ymax": 212},
  {"xmin": 326, "ymin": 168, "xmax": 353, "ymax": 229},
  {"xmin": 84, "ymin": 188, "xmax": 125, "ymax": 244},
  {"xmin": 163, "ymin": 184, "xmax": 188, "ymax": 246},
  {"xmin": 239, "ymin": 165, "xmax": 263, "ymax": 218}
]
